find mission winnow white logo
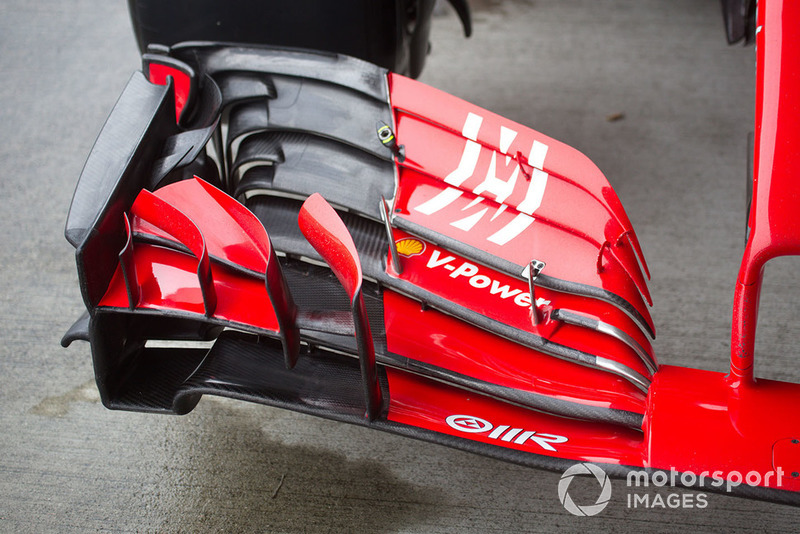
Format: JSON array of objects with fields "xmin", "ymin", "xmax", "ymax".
[{"xmin": 414, "ymin": 111, "xmax": 550, "ymax": 246}]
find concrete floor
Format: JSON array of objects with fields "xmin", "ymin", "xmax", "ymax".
[{"xmin": 2, "ymin": 0, "xmax": 799, "ymax": 531}]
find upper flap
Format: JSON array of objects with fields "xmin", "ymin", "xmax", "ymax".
[{"xmin": 389, "ymin": 73, "xmax": 654, "ymax": 338}]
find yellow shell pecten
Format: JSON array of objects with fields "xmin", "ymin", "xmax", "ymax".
[{"xmin": 395, "ymin": 238, "xmax": 425, "ymax": 257}]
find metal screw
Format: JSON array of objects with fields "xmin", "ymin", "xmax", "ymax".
[
  {"xmin": 793, "ymin": 439, "xmax": 799, "ymax": 444},
  {"xmin": 793, "ymin": 472, "xmax": 799, "ymax": 478}
]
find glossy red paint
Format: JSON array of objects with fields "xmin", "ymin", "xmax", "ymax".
[
  {"xmin": 383, "ymin": 289, "xmax": 648, "ymax": 415},
  {"xmin": 71, "ymin": 11, "xmax": 800, "ymax": 499},
  {"xmin": 385, "ymin": 229, "xmax": 654, "ymax": 381},
  {"xmin": 100, "ymin": 244, "xmax": 280, "ymax": 331},
  {"xmin": 388, "ymin": 74, "xmax": 654, "ymax": 339},
  {"xmin": 98, "ymin": 179, "xmax": 282, "ymax": 334},
  {"xmin": 131, "ymin": 188, "xmax": 216, "ymax": 314},
  {"xmin": 146, "ymin": 177, "xmax": 272, "ymax": 274},
  {"xmin": 147, "ymin": 62, "xmax": 191, "ymax": 122},
  {"xmin": 298, "ymin": 193, "xmax": 382, "ymax": 420},
  {"xmin": 387, "ymin": 361, "xmax": 800, "ymax": 491},
  {"xmin": 646, "ymin": 366, "xmax": 800, "ymax": 491},
  {"xmin": 386, "ymin": 367, "xmax": 646, "ymax": 466},
  {"xmin": 298, "ymin": 192, "xmax": 363, "ymax": 302},
  {"xmin": 389, "ymin": 74, "xmax": 650, "ymax": 279},
  {"xmin": 732, "ymin": 0, "xmax": 800, "ymax": 382},
  {"xmin": 381, "ymin": 58, "xmax": 800, "ymax": 494},
  {"xmin": 393, "ymin": 112, "xmax": 651, "ymax": 298}
]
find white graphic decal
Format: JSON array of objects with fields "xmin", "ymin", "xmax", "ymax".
[
  {"xmin": 529, "ymin": 140, "xmax": 549, "ymax": 170},
  {"xmin": 472, "ymin": 151, "xmax": 522, "ymax": 204},
  {"xmin": 444, "ymin": 112, "xmax": 483, "ymax": 187},
  {"xmin": 415, "ymin": 187, "xmax": 463, "ymax": 215},
  {"xmin": 413, "ymin": 112, "xmax": 550, "ymax": 246},
  {"xmin": 445, "ymin": 415, "xmax": 493, "ymax": 433},
  {"xmin": 516, "ymin": 168, "xmax": 548, "ymax": 215},
  {"xmin": 490, "ymin": 203, "xmax": 507, "ymax": 221},
  {"xmin": 426, "ymin": 249, "xmax": 456, "ymax": 269},
  {"xmin": 451, "ymin": 207, "xmax": 489, "ymax": 231},
  {"xmin": 426, "ymin": 248, "xmax": 553, "ymax": 308},
  {"xmin": 487, "ymin": 213, "xmax": 535, "ymax": 246},
  {"xmin": 446, "ymin": 414, "xmax": 568, "ymax": 452}
]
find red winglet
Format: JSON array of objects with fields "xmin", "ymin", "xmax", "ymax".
[
  {"xmin": 298, "ymin": 193, "xmax": 382, "ymax": 420},
  {"xmin": 298, "ymin": 193, "xmax": 363, "ymax": 303},
  {"xmin": 131, "ymin": 188, "xmax": 216, "ymax": 316},
  {"xmin": 151, "ymin": 177, "xmax": 300, "ymax": 368}
]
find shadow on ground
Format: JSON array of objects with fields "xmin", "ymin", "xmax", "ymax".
[{"xmin": 151, "ymin": 399, "xmax": 444, "ymax": 532}]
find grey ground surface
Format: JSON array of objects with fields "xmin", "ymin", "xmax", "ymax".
[{"xmin": 2, "ymin": 0, "xmax": 799, "ymax": 532}]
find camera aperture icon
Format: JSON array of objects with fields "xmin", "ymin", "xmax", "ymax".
[{"xmin": 558, "ymin": 463, "xmax": 612, "ymax": 516}]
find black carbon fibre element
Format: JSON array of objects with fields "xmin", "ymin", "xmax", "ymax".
[
  {"xmin": 215, "ymin": 72, "xmax": 276, "ymax": 107},
  {"xmin": 281, "ymin": 258, "xmax": 389, "ymax": 353},
  {"xmin": 552, "ymin": 308, "xmax": 657, "ymax": 376},
  {"xmin": 93, "ymin": 189, "xmax": 644, "ymax": 424},
  {"xmin": 109, "ymin": 347, "xmax": 206, "ymax": 414},
  {"xmin": 385, "ymin": 270, "xmax": 650, "ymax": 392},
  {"xmin": 294, "ymin": 195, "xmax": 384, "ymax": 420},
  {"xmin": 61, "ymin": 311, "xmax": 90, "ymax": 347},
  {"xmin": 88, "ymin": 310, "xmax": 214, "ymax": 413},
  {"xmin": 89, "ymin": 318, "xmax": 797, "ymax": 505},
  {"xmin": 248, "ymin": 196, "xmax": 388, "ymax": 276},
  {"xmin": 224, "ymin": 74, "xmax": 393, "ymax": 162},
  {"xmin": 119, "ymin": 215, "xmax": 138, "ymax": 309},
  {"xmin": 124, "ymin": 229, "xmax": 387, "ymax": 341},
  {"xmin": 102, "ymin": 327, "xmax": 388, "ymax": 418},
  {"xmin": 141, "ymin": 53, "xmax": 197, "ymax": 126},
  {"xmin": 232, "ymin": 131, "xmax": 283, "ymax": 165},
  {"xmin": 296, "ymin": 310, "xmax": 355, "ymax": 335},
  {"xmin": 382, "ymin": 353, "xmax": 644, "ymax": 427},
  {"xmin": 140, "ymin": 44, "xmax": 397, "ymax": 200},
  {"xmin": 234, "ymin": 133, "xmax": 394, "ymax": 221},
  {"xmin": 250, "ymin": 197, "xmax": 604, "ymax": 369},
  {"xmin": 226, "ymin": 101, "xmax": 269, "ymax": 160},
  {"xmin": 105, "ymin": 326, "xmax": 800, "ymax": 505},
  {"xmin": 284, "ymin": 261, "xmax": 353, "ymax": 310},
  {"xmin": 133, "ymin": 44, "xmax": 399, "ymax": 224},
  {"xmin": 65, "ymin": 73, "xmax": 171, "ymax": 248},
  {"xmin": 394, "ymin": 216, "xmax": 656, "ymax": 340},
  {"xmin": 148, "ymin": 73, "xmax": 221, "ymax": 189},
  {"xmin": 247, "ymin": 196, "xmax": 649, "ymax": 413},
  {"xmin": 66, "ymin": 73, "xmax": 179, "ymax": 309},
  {"xmin": 91, "ymin": 215, "xmax": 642, "ymax": 427},
  {"xmin": 171, "ymin": 43, "xmax": 389, "ymax": 101},
  {"xmin": 177, "ymin": 74, "xmax": 223, "ymax": 130},
  {"xmin": 183, "ymin": 332, "xmax": 388, "ymax": 418},
  {"xmin": 234, "ymin": 166, "xmax": 274, "ymax": 197},
  {"xmin": 384, "ymin": 275, "xmax": 597, "ymax": 367},
  {"xmin": 151, "ymin": 121, "xmax": 219, "ymax": 189}
]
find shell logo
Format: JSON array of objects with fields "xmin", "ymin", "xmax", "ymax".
[{"xmin": 395, "ymin": 238, "xmax": 425, "ymax": 257}]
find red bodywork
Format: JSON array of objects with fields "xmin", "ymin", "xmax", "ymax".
[
  {"xmin": 731, "ymin": 0, "xmax": 800, "ymax": 383},
  {"xmin": 67, "ymin": 0, "xmax": 800, "ymax": 503},
  {"xmin": 386, "ymin": 0, "xmax": 800, "ymax": 492}
]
